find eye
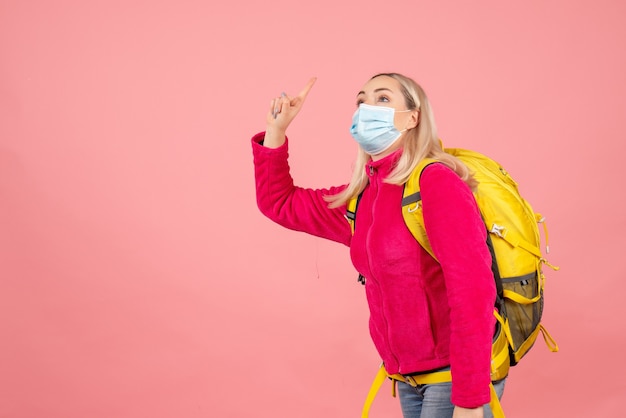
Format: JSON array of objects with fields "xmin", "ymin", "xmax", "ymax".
[
  {"xmin": 356, "ymin": 99, "xmax": 364, "ymax": 106},
  {"xmin": 377, "ymin": 95, "xmax": 390, "ymax": 103}
]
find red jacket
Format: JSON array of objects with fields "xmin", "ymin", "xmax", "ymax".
[{"xmin": 252, "ymin": 132, "xmax": 496, "ymax": 407}]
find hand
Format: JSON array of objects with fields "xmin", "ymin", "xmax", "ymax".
[
  {"xmin": 453, "ymin": 406, "xmax": 484, "ymax": 418},
  {"xmin": 263, "ymin": 77, "xmax": 316, "ymax": 148}
]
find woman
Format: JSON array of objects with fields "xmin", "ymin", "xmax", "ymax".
[{"xmin": 251, "ymin": 73, "xmax": 505, "ymax": 418}]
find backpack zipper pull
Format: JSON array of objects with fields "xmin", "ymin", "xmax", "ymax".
[
  {"xmin": 536, "ymin": 214, "xmax": 551, "ymax": 254},
  {"xmin": 540, "ymin": 258, "xmax": 560, "ymax": 271}
]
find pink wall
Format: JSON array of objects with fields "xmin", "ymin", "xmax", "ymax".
[{"xmin": 1, "ymin": 0, "xmax": 624, "ymax": 416}]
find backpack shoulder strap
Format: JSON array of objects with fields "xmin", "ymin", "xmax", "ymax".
[
  {"xmin": 346, "ymin": 194, "xmax": 361, "ymax": 234},
  {"xmin": 346, "ymin": 193, "xmax": 365, "ymax": 284},
  {"xmin": 402, "ymin": 158, "xmax": 439, "ymax": 260}
]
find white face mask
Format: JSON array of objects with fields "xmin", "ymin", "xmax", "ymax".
[{"xmin": 350, "ymin": 104, "xmax": 411, "ymax": 154}]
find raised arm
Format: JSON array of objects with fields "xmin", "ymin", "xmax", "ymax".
[{"xmin": 252, "ymin": 78, "xmax": 352, "ymax": 247}]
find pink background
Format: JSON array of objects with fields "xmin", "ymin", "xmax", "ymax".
[{"xmin": 1, "ymin": 1, "xmax": 624, "ymax": 417}]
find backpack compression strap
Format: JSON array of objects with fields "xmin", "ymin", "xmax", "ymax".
[{"xmin": 361, "ymin": 364, "xmax": 505, "ymax": 418}]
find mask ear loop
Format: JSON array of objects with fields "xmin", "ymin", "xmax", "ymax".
[
  {"xmin": 392, "ymin": 108, "xmax": 414, "ymax": 138},
  {"xmin": 397, "ymin": 108, "xmax": 420, "ymax": 131}
]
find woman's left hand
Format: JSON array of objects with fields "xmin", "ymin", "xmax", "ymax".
[{"xmin": 453, "ymin": 406, "xmax": 483, "ymax": 418}]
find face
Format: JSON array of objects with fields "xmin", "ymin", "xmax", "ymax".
[{"xmin": 355, "ymin": 75, "xmax": 420, "ymax": 159}]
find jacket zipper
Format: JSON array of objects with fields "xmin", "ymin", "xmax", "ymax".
[{"xmin": 365, "ymin": 163, "xmax": 401, "ymax": 370}]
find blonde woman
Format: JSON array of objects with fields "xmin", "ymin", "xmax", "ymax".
[{"xmin": 252, "ymin": 73, "xmax": 505, "ymax": 418}]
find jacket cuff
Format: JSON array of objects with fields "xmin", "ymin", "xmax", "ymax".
[{"xmin": 251, "ymin": 131, "xmax": 289, "ymax": 151}]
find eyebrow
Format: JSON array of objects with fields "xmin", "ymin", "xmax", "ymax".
[{"xmin": 356, "ymin": 87, "xmax": 393, "ymax": 97}]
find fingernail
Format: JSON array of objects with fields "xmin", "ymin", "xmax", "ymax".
[{"xmin": 281, "ymin": 92, "xmax": 286, "ymax": 97}]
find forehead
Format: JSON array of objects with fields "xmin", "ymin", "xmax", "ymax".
[{"xmin": 359, "ymin": 75, "xmax": 402, "ymax": 94}]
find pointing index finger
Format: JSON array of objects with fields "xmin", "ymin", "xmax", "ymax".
[{"xmin": 298, "ymin": 77, "xmax": 317, "ymax": 100}]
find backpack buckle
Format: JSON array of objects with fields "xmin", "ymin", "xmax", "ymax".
[{"xmin": 490, "ymin": 223, "xmax": 506, "ymax": 238}]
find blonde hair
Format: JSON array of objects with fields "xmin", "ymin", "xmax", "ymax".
[{"xmin": 326, "ymin": 72, "xmax": 476, "ymax": 208}]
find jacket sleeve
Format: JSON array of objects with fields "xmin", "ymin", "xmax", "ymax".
[
  {"xmin": 420, "ymin": 163, "xmax": 496, "ymax": 408},
  {"xmin": 251, "ymin": 132, "xmax": 352, "ymax": 247}
]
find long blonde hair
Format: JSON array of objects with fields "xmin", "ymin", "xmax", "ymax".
[{"xmin": 326, "ymin": 73, "xmax": 476, "ymax": 208}]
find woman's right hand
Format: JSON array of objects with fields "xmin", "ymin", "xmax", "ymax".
[{"xmin": 263, "ymin": 77, "xmax": 316, "ymax": 148}]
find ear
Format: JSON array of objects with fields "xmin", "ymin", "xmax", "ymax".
[{"xmin": 408, "ymin": 109, "xmax": 420, "ymax": 129}]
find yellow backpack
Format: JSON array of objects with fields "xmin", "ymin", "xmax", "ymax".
[{"xmin": 346, "ymin": 148, "xmax": 559, "ymax": 418}]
